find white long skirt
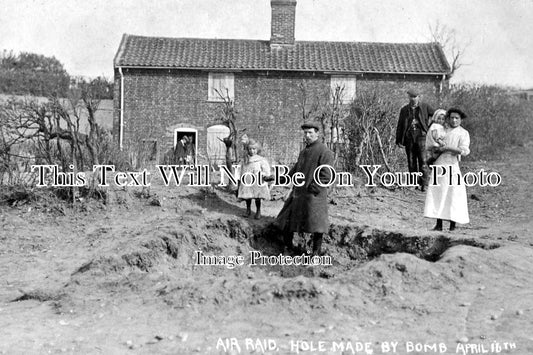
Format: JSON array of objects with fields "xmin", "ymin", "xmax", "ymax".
[{"xmin": 424, "ymin": 161, "xmax": 469, "ymax": 224}]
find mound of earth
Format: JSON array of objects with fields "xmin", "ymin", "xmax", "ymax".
[{"xmin": 1, "ymin": 143, "xmax": 533, "ymax": 354}]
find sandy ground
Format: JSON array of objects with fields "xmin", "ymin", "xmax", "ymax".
[{"xmin": 0, "ymin": 142, "xmax": 532, "ymax": 355}]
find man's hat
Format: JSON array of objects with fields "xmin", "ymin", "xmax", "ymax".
[
  {"xmin": 407, "ymin": 88, "xmax": 419, "ymax": 97},
  {"xmin": 301, "ymin": 121, "xmax": 320, "ymax": 130}
]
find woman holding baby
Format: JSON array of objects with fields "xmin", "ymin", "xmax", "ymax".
[{"xmin": 424, "ymin": 108, "xmax": 471, "ymax": 231}]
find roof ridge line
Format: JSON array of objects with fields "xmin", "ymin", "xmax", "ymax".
[{"xmin": 124, "ymin": 34, "xmax": 439, "ymax": 46}]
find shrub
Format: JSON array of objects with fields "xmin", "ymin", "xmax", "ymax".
[
  {"xmin": 441, "ymin": 83, "xmax": 533, "ymax": 160},
  {"xmin": 342, "ymin": 88, "xmax": 402, "ymax": 173},
  {"xmin": 340, "ymin": 83, "xmax": 533, "ymax": 174}
]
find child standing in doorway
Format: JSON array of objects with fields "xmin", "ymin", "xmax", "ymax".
[{"xmin": 237, "ymin": 139, "xmax": 271, "ymax": 219}]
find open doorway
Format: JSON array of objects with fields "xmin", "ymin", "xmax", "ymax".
[{"xmin": 174, "ymin": 128, "xmax": 198, "ymax": 166}]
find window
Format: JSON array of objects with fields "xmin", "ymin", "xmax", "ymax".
[
  {"xmin": 330, "ymin": 75, "xmax": 356, "ymax": 104},
  {"xmin": 208, "ymin": 73, "xmax": 234, "ymax": 101}
]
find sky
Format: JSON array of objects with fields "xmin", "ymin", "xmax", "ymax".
[{"xmin": 1, "ymin": 0, "xmax": 533, "ymax": 89}]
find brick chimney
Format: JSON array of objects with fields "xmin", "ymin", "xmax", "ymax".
[{"xmin": 270, "ymin": 0, "xmax": 297, "ymax": 46}]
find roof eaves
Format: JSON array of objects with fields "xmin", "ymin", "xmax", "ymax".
[
  {"xmin": 117, "ymin": 64, "xmax": 448, "ymax": 76},
  {"xmin": 326, "ymin": 70, "xmax": 449, "ymax": 76}
]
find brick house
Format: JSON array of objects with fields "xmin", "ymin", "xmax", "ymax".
[{"xmin": 113, "ymin": 0, "xmax": 450, "ymax": 166}]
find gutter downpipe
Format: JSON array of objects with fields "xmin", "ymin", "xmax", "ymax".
[
  {"xmin": 118, "ymin": 66, "xmax": 124, "ymax": 150},
  {"xmin": 439, "ymin": 73, "xmax": 448, "ymax": 105}
]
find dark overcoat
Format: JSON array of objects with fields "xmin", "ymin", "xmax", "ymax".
[
  {"xmin": 173, "ymin": 141, "xmax": 187, "ymax": 164},
  {"xmin": 275, "ymin": 140, "xmax": 335, "ymax": 234},
  {"xmin": 395, "ymin": 102, "xmax": 434, "ymax": 146}
]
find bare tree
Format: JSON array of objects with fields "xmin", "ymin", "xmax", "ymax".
[
  {"xmin": 1, "ymin": 83, "xmax": 105, "ymax": 176},
  {"xmin": 297, "ymin": 82, "xmax": 348, "ymax": 164},
  {"xmin": 0, "ymin": 98, "xmax": 38, "ymax": 184},
  {"xmin": 297, "ymin": 82, "xmax": 324, "ymax": 124},
  {"xmin": 321, "ymin": 84, "xmax": 348, "ymax": 164},
  {"xmin": 68, "ymin": 81, "xmax": 104, "ymax": 167},
  {"xmin": 428, "ymin": 21, "xmax": 469, "ymax": 77},
  {"xmin": 215, "ymin": 88, "xmax": 240, "ymax": 172}
]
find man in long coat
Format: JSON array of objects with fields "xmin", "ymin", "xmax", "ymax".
[
  {"xmin": 274, "ymin": 122, "xmax": 335, "ymax": 255},
  {"xmin": 174, "ymin": 136, "xmax": 189, "ymax": 164},
  {"xmin": 396, "ymin": 89, "xmax": 434, "ymax": 190}
]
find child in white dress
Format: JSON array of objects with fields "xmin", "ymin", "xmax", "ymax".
[{"xmin": 237, "ymin": 139, "xmax": 271, "ymax": 219}]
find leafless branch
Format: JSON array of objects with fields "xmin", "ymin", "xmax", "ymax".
[{"xmin": 428, "ymin": 21, "xmax": 470, "ymax": 77}]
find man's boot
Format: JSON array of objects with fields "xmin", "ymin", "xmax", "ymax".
[
  {"xmin": 312, "ymin": 233, "xmax": 323, "ymax": 256},
  {"xmin": 283, "ymin": 231, "xmax": 294, "ymax": 253},
  {"xmin": 254, "ymin": 199, "xmax": 261, "ymax": 219}
]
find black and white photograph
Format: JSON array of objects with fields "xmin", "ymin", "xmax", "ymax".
[{"xmin": 1, "ymin": 0, "xmax": 532, "ymax": 354}]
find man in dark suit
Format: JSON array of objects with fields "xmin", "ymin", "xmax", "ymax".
[
  {"xmin": 174, "ymin": 136, "xmax": 189, "ymax": 164},
  {"xmin": 395, "ymin": 89, "xmax": 434, "ymax": 190}
]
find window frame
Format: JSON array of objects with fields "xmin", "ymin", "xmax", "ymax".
[
  {"xmin": 330, "ymin": 75, "xmax": 357, "ymax": 104},
  {"xmin": 208, "ymin": 72, "xmax": 235, "ymax": 102}
]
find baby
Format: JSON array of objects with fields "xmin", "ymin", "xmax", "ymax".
[{"xmin": 426, "ymin": 109, "xmax": 447, "ymax": 165}]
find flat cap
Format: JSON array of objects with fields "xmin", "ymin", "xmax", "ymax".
[
  {"xmin": 301, "ymin": 121, "xmax": 320, "ymax": 130},
  {"xmin": 407, "ymin": 88, "xmax": 419, "ymax": 97}
]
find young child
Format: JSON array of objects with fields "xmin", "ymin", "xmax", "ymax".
[
  {"xmin": 426, "ymin": 109, "xmax": 447, "ymax": 165},
  {"xmin": 237, "ymin": 139, "xmax": 271, "ymax": 219}
]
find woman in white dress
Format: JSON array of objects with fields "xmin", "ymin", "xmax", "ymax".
[{"xmin": 424, "ymin": 108, "xmax": 470, "ymax": 231}]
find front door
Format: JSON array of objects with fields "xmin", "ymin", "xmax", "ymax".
[{"xmin": 206, "ymin": 125, "xmax": 230, "ymax": 169}]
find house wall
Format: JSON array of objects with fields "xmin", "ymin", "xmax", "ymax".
[
  {"xmin": 357, "ymin": 78, "xmax": 442, "ymax": 106},
  {"xmin": 113, "ymin": 68, "xmax": 443, "ymax": 165}
]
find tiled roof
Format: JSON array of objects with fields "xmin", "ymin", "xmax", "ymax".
[{"xmin": 114, "ymin": 34, "xmax": 450, "ymax": 75}]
